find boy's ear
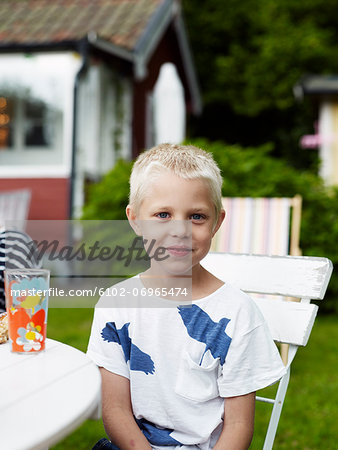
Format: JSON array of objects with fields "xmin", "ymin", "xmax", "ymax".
[
  {"xmin": 212, "ymin": 209, "xmax": 226, "ymax": 237},
  {"xmin": 126, "ymin": 204, "xmax": 142, "ymax": 236}
]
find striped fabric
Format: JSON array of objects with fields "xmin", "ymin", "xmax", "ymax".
[
  {"xmin": 0, "ymin": 229, "xmax": 40, "ymax": 312},
  {"xmin": 211, "ymin": 197, "xmax": 292, "ymax": 255}
]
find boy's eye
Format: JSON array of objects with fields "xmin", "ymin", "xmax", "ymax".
[
  {"xmin": 191, "ymin": 213, "xmax": 205, "ymax": 221},
  {"xmin": 156, "ymin": 212, "xmax": 170, "ymax": 219}
]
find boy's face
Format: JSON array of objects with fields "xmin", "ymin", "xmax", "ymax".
[{"xmin": 126, "ymin": 171, "xmax": 224, "ymax": 277}]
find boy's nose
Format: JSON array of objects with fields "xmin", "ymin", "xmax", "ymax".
[{"xmin": 169, "ymin": 220, "xmax": 191, "ymax": 238}]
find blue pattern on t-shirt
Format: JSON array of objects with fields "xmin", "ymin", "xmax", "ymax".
[
  {"xmin": 135, "ymin": 417, "xmax": 182, "ymax": 446},
  {"xmin": 178, "ymin": 304, "xmax": 232, "ymax": 365},
  {"xmin": 101, "ymin": 322, "xmax": 155, "ymax": 374}
]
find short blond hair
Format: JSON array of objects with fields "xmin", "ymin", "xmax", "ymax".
[{"xmin": 129, "ymin": 143, "xmax": 223, "ymax": 219}]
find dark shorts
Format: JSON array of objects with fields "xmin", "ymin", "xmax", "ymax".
[{"xmin": 92, "ymin": 438, "xmax": 120, "ymax": 450}]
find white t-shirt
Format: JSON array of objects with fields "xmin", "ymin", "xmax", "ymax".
[{"xmin": 87, "ymin": 276, "xmax": 286, "ymax": 450}]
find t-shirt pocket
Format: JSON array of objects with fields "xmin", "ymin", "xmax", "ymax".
[{"xmin": 175, "ymin": 351, "xmax": 220, "ymax": 402}]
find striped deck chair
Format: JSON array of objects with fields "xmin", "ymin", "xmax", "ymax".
[
  {"xmin": 0, "ymin": 189, "xmax": 31, "ymax": 230},
  {"xmin": 211, "ymin": 196, "xmax": 302, "ymax": 256}
]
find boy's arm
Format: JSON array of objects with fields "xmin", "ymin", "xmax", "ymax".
[
  {"xmin": 213, "ymin": 392, "xmax": 256, "ymax": 450},
  {"xmin": 100, "ymin": 367, "xmax": 152, "ymax": 450}
]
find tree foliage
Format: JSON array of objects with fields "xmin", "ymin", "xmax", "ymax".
[
  {"xmin": 183, "ymin": 0, "xmax": 338, "ymax": 115},
  {"xmin": 182, "ymin": 0, "xmax": 338, "ymax": 166}
]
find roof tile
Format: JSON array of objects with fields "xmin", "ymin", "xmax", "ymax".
[{"xmin": 0, "ymin": 0, "xmax": 163, "ymax": 49}]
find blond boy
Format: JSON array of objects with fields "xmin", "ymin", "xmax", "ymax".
[{"xmin": 87, "ymin": 144, "xmax": 285, "ymax": 450}]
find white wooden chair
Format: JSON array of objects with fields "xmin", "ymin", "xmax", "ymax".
[
  {"xmin": 211, "ymin": 195, "xmax": 302, "ymax": 256},
  {"xmin": 0, "ymin": 189, "xmax": 31, "ymax": 230},
  {"xmin": 201, "ymin": 252, "xmax": 333, "ymax": 450}
]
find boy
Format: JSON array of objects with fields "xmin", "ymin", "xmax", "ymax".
[{"xmin": 87, "ymin": 143, "xmax": 286, "ymax": 450}]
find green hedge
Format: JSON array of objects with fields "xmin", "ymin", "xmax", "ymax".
[
  {"xmin": 82, "ymin": 140, "xmax": 337, "ymax": 313},
  {"xmin": 82, "ymin": 159, "xmax": 132, "ymax": 220}
]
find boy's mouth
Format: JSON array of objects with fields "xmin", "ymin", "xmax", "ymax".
[{"xmin": 166, "ymin": 246, "xmax": 192, "ymax": 257}]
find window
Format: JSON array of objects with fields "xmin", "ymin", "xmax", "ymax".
[
  {"xmin": 0, "ymin": 95, "xmax": 57, "ymax": 151},
  {"xmin": 0, "ymin": 96, "xmax": 12, "ymax": 148}
]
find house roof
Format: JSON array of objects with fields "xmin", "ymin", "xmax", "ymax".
[
  {"xmin": 294, "ymin": 75, "xmax": 338, "ymax": 99},
  {"xmin": 0, "ymin": 0, "xmax": 160, "ymax": 50},
  {"xmin": 0, "ymin": 0, "xmax": 201, "ymax": 113}
]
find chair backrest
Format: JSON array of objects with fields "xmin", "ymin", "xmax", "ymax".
[
  {"xmin": 211, "ymin": 195, "xmax": 302, "ymax": 256},
  {"xmin": 201, "ymin": 252, "xmax": 333, "ymax": 450},
  {"xmin": 0, "ymin": 189, "xmax": 31, "ymax": 230},
  {"xmin": 202, "ymin": 252, "xmax": 332, "ymax": 349}
]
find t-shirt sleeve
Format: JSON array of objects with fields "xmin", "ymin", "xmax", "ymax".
[
  {"xmin": 217, "ymin": 297, "xmax": 286, "ymax": 398},
  {"xmin": 86, "ymin": 307, "xmax": 130, "ymax": 379}
]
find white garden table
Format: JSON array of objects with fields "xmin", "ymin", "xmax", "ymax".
[{"xmin": 0, "ymin": 338, "xmax": 101, "ymax": 450}]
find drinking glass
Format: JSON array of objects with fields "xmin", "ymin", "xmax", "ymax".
[{"xmin": 4, "ymin": 269, "xmax": 50, "ymax": 353}]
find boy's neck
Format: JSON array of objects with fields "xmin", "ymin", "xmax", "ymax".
[
  {"xmin": 191, "ymin": 264, "xmax": 224, "ymax": 299},
  {"xmin": 140, "ymin": 264, "xmax": 224, "ymax": 301}
]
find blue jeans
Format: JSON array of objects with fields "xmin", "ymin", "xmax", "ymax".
[{"xmin": 92, "ymin": 438, "xmax": 120, "ymax": 450}]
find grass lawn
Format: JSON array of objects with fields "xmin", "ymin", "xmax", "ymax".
[{"xmin": 48, "ymin": 308, "xmax": 338, "ymax": 450}]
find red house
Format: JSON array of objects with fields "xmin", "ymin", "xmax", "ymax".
[{"xmin": 0, "ymin": 0, "xmax": 201, "ymax": 219}]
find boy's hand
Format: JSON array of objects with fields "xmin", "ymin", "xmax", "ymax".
[
  {"xmin": 213, "ymin": 392, "xmax": 256, "ymax": 450},
  {"xmin": 100, "ymin": 367, "xmax": 152, "ymax": 449}
]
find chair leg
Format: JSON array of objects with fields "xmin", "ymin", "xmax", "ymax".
[
  {"xmin": 262, "ymin": 367, "xmax": 291, "ymax": 450},
  {"xmin": 280, "ymin": 343, "xmax": 289, "ymax": 365},
  {"xmin": 280, "ymin": 298, "xmax": 301, "ymax": 365}
]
